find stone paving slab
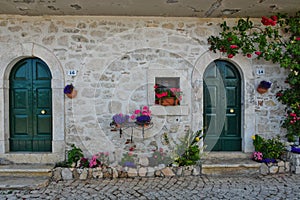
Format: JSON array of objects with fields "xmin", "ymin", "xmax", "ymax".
[
  {"xmin": 0, "ymin": 176, "xmax": 50, "ymax": 190},
  {"xmin": 0, "ymin": 174, "xmax": 299, "ymax": 199}
]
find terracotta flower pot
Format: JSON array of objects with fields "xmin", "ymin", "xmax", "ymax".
[
  {"xmin": 66, "ymin": 89, "xmax": 77, "ymax": 98},
  {"xmin": 159, "ymin": 97, "xmax": 179, "ymax": 106},
  {"xmin": 257, "ymin": 87, "xmax": 268, "ymax": 94}
]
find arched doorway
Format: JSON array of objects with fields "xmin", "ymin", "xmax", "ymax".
[
  {"xmin": 9, "ymin": 58, "xmax": 52, "ymax": 152},
  {"xmin": 203, "ymin": 60, "xmax": 241, "ymax": 151}
]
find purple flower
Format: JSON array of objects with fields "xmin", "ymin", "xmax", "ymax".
[
  {"xmin": 64, "ymin": 84, "xmax": 74, "ymax": 94},
  {"xmin": 259, "ymin": 81, "xmax": 272, "ymax": 89},
  {"xmin": 136, "ymin": 115, "xmax": 151, "ymax": 123}
]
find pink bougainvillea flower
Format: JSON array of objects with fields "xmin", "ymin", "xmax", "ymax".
[
  {"xmin": 230, "ymin": 45, "xmax": 238, "ymax": 49},
  {"xmin": 270, "ymin": 19, "xmax": 276, "ymax": 26},
  {"xmin": 261, "ymin": 16, "xmax": 270, "ymax": 25},
  {"xmin": 247, "ymin": 54, "xmax": 252, "ymax": 58},
  {"xmin": 228, "ymin": 54, "xmax": 234, "ymax": 58},
  {"xmin": 255, "ymin": 51, "xmax": 261, "ymax": 56},
  {"xmin": 270, "ymin": 15, "xmax": 278, "ymax": 21}
]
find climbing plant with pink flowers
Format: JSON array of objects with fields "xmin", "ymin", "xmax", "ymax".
[{"xmin": 208, "ymin": 11, "xmax": 300, "ymax": 141}]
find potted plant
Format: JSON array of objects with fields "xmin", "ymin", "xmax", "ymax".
[
  {"xmin": 133, "ymin": 106, "xmax": 152, "ymax": 126},
  {"xmin": 154, "ymin": 84, "xmax": 182, "ymax": 106},
  {"xmin": 111, "ymin": 113, "xmax": 130, "ymax": 128},
  {"xmin": 64, "ymin": 84, "xmax": 77, "ymax": 98},
  {"xmin": 257, "ymin": 81, "xmax": 272, "ymax": 94}
]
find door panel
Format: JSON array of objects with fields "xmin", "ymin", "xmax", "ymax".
[
  {"xmin": 204, "ymin": 60, "xmax": 241, "ymax": 151},
  {"xmin": 10, "ymin": 58, "xmax": 52, "ymax": 152}
]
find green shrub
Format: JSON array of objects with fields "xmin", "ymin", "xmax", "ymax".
[{"xmin": 252, "ymin": 135, "xmax": 285, "ymax": 159}]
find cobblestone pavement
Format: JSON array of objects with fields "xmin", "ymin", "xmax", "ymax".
[{"xmin": 0, "ymin": 174, "xmax": 300, "ymax": 200}]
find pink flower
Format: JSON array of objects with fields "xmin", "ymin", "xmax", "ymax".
[
  {"xmin": 230, "ymin": 45, "xmax": 238, "ymax": 49},
  {"xmin": 228, "ymin": 54, "xmax": 234, "ymax": 58},
  {"xmin": 134, "ymin": 109, "xmax": 141, "ymax": 115},
  {"xmin": 154, "ymin": 155, "xmax": 158, "ymax": 159},
  {"xmin": 290, "ymin": 113, "xmax": 297, "ymax": 117},
  {"xmin": 247, "ymin": 54, "xmax": 252, "ymax": 58},
  {"xmin": 255, "ymin": 51, "xmax": 261, "ymax": 56},
  {"xmin": 128, "ymin": 151, "xmax": 133, "ymax": 156},
  {"xmin": 130, "ymin": 114, "xmax": 136, "ymax": 120},
  {"xmin": 143, "ymin": 106, "xmax": 148, "ymax": 111},
  {"xmin": 296, "ymin": 37, "xmax": 300, "ymax": 41}
]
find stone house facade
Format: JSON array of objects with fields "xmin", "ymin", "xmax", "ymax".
[{"xmin": 0, "ymin": 15, "xmax": 288, "ymax": 164}]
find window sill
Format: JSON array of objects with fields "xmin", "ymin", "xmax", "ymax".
[{"xmin": 150, "ymin": 105, "xmax": 189, "ymax": 116}]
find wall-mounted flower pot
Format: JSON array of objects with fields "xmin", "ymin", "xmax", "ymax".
[
  {"xmin": 66, "ymin": 89, "xmax": 77, "ymax": 99},
  {"xmin": 257, "ymin": 87, "xmax": 268, "ymax": 94}
]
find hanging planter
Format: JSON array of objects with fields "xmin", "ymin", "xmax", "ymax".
[
  {"xmin": 257, "ymin": 81, "xmax": 272, "ymax": 94},
  {"xmin": 64, "ymin": 84, "xmax": 77, "ymax": 99}
]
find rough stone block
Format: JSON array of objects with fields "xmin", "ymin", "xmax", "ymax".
[
  {"xmin": 146, "ymin": 167, "xmax": 155, "ymax": 177},
  {"xmin": 161, "ymin": 167, "xmax": 175, "ymax": 177},
  {"xmin": 278, "ymin": 166, "xmax": 285, "ymax": 173},
  {"xmin": 52, "ymin": 167, "xmax": 62, "ymax": 181},
  {"xmin": 61, "ymin": 168, "xmax": 73, "ymax": 180},
  {"xmin": 155, "ymin": 170, "xmax": 162, "ymax": 177},
  {"xmin": 192, "ymin": 166, "xmax": 200, "ymax": 176},
  {"xmin": 295, "ymin": 166, "xmax": 300, "ymax": 174},
  {"xmin": 127, "ymin": 168, "xmax": 138, "ymax": 177},
  {"xmin": 79, "ymin": 168, "xmax": 88, "ymax": 180},
  {"xmin": 112, "ymin": 168, "xmax": 118, "ymax": 178},
  {"xmin": 277, "ymin": 161, "xmax": 285, "ymax": 167},
  {"xmin": 176, "ymin": 167, "xmax": 183, "ymax": 176},
  {"xmin": 138, "ymin": 167, "xmax": 147, "ymax": 177},
  {"xmin": 260, "ymin": 164, "xmax": 269, "ymax": 175},
  {"xmin": 92, "ymin": 169, "xmax": 103, "ymax": 179},
  {"xmin": 269, "ymin": 166, "xmax": 279, "ymax": 174}
]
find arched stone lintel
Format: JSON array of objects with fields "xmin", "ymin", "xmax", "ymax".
[{"xmin": 0, "ymin": 42, "xmax": 65, "ymax": 163}]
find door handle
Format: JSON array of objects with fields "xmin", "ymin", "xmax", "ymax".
[
  {"xmin": 229, "ymin": 108, "xmax": 234, "ymax": 113},
  {"xmin": 41, "ymin": 110, "xmax": 47, "ymax": 114}
]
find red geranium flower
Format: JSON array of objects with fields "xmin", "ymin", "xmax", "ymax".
[
  {"xmin": 247, "ymin": 54, "xmax": 252, "ymax": 58},
  {"xmin": 230, "ymin": 45, "xmax": 238, "ymax": 49}
]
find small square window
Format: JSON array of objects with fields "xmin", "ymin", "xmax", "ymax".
[{"xmin": 154, "ymin": 77, "xmax": 181, "ymax": 106}]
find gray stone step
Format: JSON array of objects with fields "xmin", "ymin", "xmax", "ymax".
[
  {"xmin": 0, "ymin": 164, "xmax": 54, "ymax": 189},
  {"xmin": 201, "ymin": 152, "xmax": 262, "ymax": 176},
  {"xmin": 0, "ymin": 164, "xmax": 54, "ymax": 177}
]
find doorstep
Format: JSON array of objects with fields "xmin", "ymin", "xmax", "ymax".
[
  {"xmin": 0, "ymin": 164, "xmax": 54, "ymax": 189},
  {"xmin": 201, "ymin": 152, "xmax": 262, "ymax": 176}
]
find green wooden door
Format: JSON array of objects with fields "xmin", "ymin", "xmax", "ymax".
[
  {"xmin": 203, "ymin": 60, "xmax": 241, "ymax": 151},
  {"xmin": 9, "ymin": 58, "xmax": 52, "ymax": 152}
]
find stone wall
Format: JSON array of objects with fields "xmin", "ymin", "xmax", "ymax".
[{"xmin": 0, "ymin": 15, "xmax": 288, "ymax": 164}]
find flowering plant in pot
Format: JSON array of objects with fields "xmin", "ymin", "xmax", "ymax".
[
  {"xmin": 208, "ymin": 11, "xmax": 300, "ymax": 141},
  {"xmin": 257, "ymin": 80, "xmax": 272, "ymax": 94},
  {"xmin": 64, "ymin": 84, "xmax": 77, "ymax": 98},
  {"xmin": 132, "ymin": 106, "xmax": 151, "ymax": 126},
  {"xmin": 111, "ymin": 113, "xmax": 130, "ymax": 127},
  {"xmin": 154, "ymin": 84, "xmax": 182, "ymax": 106}
]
